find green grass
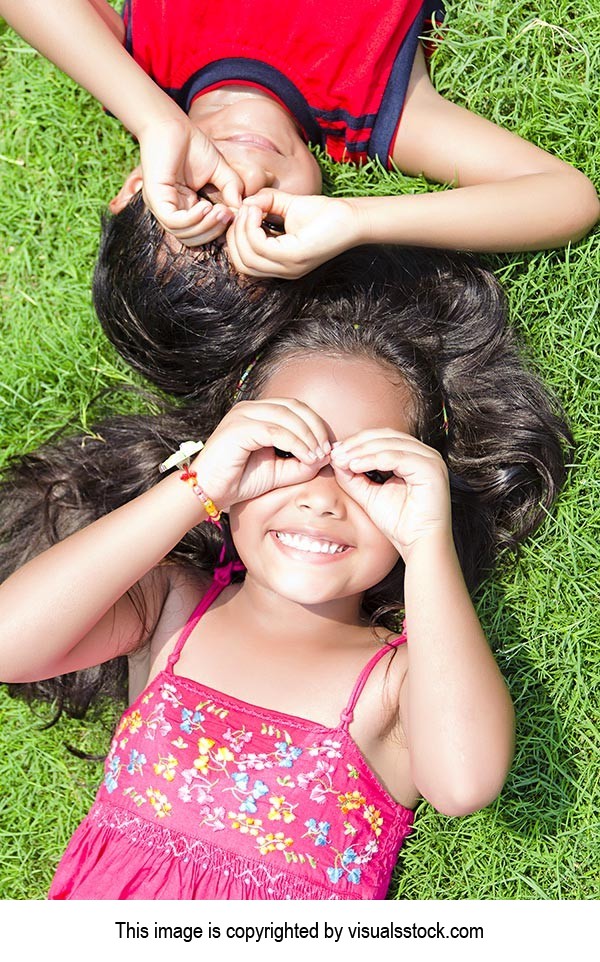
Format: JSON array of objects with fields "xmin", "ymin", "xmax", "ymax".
[{"xmin": 0, "ymin": 1, "xmax": 598, "ymax": 900}]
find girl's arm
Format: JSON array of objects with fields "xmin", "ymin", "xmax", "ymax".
[
  {"xmin": 0, "ymin": 399, "xmax": 332, "ymax": 685},
  {"xmin": 331, "ymin": 434, "xmax": 514, "ymax": 816},
  {"xmin": 0, "ymin": 0, "xmax": 241, "ymax": 239},
  {"xmin": 226, "ymin": 46, "xmax": 598, "ymax": 277},
  {"xmin": 399, "ymin": 532, "xmax": 515, "ymax": 815},
  {"xmin": 0, "ymin": 471, "xmax": 204, "ymax": 683}
]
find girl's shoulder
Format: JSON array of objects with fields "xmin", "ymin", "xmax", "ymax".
[{"xmin": 143, "ymin": 562, "xmax": 213, "ymax": 684}]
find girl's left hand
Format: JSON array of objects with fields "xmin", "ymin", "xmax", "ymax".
[
  {"xmin": 330, "ymin": 430, "xmax": 452, "ymax": 560},
  {"xmin": 225, "ymin": 190, "xmax": 359, "ymax": 278}
]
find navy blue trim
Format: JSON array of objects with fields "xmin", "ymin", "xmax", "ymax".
[
  {"xmin": 169, "ymin": 59, "xmax": 323, "ymax": 148},
  {"xmin": 313, "ymin": 107, "xmax": 378, "ymax": 129},
  {"xmin": 369, "ymin": 2, "xmax": 445, "ymax": 164},
  {"xmin": 123, "ymin": 0, "xmax": 133, "ymax": 55}
]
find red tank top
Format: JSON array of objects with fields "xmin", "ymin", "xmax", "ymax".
[
  {"xmin": 122, "ymin": 0, "xmax": 443, "ymax": 165},
  {"xmin": 49, "ymin": 562, "xmax": 413, "ymax": 900}
]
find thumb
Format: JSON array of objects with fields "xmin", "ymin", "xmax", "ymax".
[
  {"xmin": 242, "ymin": 188, "xmax": 294, "ymax": 218},
  {"xmin": 331, "ymin": 462, "xmax": 372, "ymax": 509},
  {"xmin": 211, "ymin": 157, "xmax": 244, "ymax": 209},
  {"xmin": 275, "ymin": 458, "xmax": 321, "ymax": 489}
]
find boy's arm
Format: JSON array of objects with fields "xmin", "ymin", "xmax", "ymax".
[
  {"xmin": 0, "ymin": 0, "xmax": 241, "ymax": 236},
  {"xmin": 0, "ymin": 471, "xmax": 207, "ymax": 684},
  {"xmin": 226, "ymin": 47, "xmax": 598, "ymax": 277},
  {"xmin": 0, "ymin": 0, "xmax": 177, "ymax": 141},
  {"xmin": 356, "ymin": 46, "xmax": 600, "ymax": 252}
]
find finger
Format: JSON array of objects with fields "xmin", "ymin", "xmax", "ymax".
[
  {"xmin": 227, "ymin": 206, "xmax": 289, "ymax": 276},
  {"xmin": 332, "ymin": 461, "xmax": 407, "ymax": 510},
  {"xmin": 253, "ymin": 398, "xmax": 331, "ymax": 456},
  {"xmin": 209, "ymin": 157, "xmax": 244, "ymax": 209},
  {"xmin": 168, "ymin": 204, "xmax": 235, "ymax": 245},
  {"xmin": 332, "ymin": 429, "xmax": 435, "ymax": 456},
  {"xmin": 237, "ymin": 400, "xmax": 331, "ymax": 460},
  {"xmin": 241, "ymin": 188, "xmax": 293, "ymax": 218},
  {"xmin": 334, "ymin": 448, "xmax": 445, "ymax": 488}
]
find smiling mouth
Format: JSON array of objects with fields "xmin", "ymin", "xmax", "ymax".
[
  {"xmin": 273, "ymin": 531, "xmax": 350, "ymax": 555},
  {"xmin": 222, "ymin": 133, "xmax": 282, "ymax": 154}
]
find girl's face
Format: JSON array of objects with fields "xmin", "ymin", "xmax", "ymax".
[{"xmin": 229, "ymin": 354, "xmax": 413, "ymax": 613}]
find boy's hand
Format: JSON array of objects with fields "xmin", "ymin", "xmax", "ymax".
[
  {"xmin": 225, "ymin": 190, "xmax": 359, "ymax": 278},
  {"xmin": 330, "ymin": 432, "xmax": 452, "ymax": 561},
  {"xmin": 138, "ymin": 119, "xmax": 243, "ymax": 244}
]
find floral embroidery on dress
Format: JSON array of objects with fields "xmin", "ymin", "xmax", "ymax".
[{"xmin": 98, "ymin": 672, "xmax": 411, "ymax": 892}]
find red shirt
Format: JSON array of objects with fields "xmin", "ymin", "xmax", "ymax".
[{"xmin": 123, "ymin": 0, "xmax": 443, "ymax": 166}]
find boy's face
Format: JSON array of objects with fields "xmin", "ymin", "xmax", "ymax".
[
  {"xmin": 110, "ymin": 86, "xmax": 323, "ymax": 215},
  {"xmin": 188, "ymin": 86, "xmax": 323, "ymax": 198}
]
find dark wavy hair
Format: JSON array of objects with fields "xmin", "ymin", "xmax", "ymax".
[{"xmin": 1, "ymin": 244, "xmax": 572, "ymax": 720}]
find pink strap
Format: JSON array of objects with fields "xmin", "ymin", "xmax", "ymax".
[
  {"xmin": 166, "ymin": 560, "xmax": 245, "ymax": 672},
  {"xmin": 339, "ymin": 624, "xmax": 407, "ymax": 730}
]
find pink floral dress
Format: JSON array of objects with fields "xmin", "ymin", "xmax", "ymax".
[{"xmin": 49, "ymin": 563, "xmax": 413, "ymax": 900}]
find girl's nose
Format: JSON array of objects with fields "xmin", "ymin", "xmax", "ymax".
[{"xmin": 294, "ymin": 466, "xmax": 346, "ymax": 518}]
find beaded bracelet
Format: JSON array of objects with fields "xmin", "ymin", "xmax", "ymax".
[
  {"xmin": 180, "ymin": 468, "xmax": 221, "ymax": 521},
  {"xmin": 159, "ymin": 441, "xmax": 221, "ymax": 522}
]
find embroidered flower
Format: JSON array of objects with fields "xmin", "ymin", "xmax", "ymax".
[
  {"xmin": 275, "ymin": 741, "xmax": 303, "ymax": 768},
  {"xmin": 346, "ymin": 764, "xmax": 360, "ymax": 780},
  {"xmin": 303, "ymin": 818, "xmax": 331, "ymax": 846},
  {"xmin": 199, "ymin": 805, "xmax": 226, "ymax": 831},
  {"xmin": 171, "ymin": 736, "xmax": 188, "ymax": 749},
  {"xmin": 308, "ymin": 738, "xmax": 342, "ymax": 758},
  {"xmin": 337, "ymin": 790, "xmax": 366, "ymax": 814},
  {"xmin": 153, "ymin": 753, "xmax": 178, "ymax": 782},
  {"xmin": 127, "ymin": 710, "xmax": 143, "ymax": 735},
  {"xmin": 223, "ymin": 727, "xmax": 253, "ymax": 752},
  {"xmin": 256, "ymin": 832, "xmax": 294, "ymax": 855},
  {"xmin": 180, "ymin": 707, "xmax": 205, "ymax": 734},
  {"xmin": 144, "ymin": 703, "xmax": 172, "ymax": 740},
  {"xmin": 126, "ymin": 748, "xmax": 147, "ymax": 776},
  {"xmin": 146, "ymin": 788, "xmax": 172, "ymax": 818},
  {"xmin": 267, "ymin": 795, "xmax": 296, "ymax": 823},
  {"xmin": 363, "ymin": 804, "xmax": 384, "ymax": 836},
  {"xmin": 194, "ymin": 754, "xmax": 211, "ymax": 774},
  {"xmin": 228, "ymin": 812, "xmax": 263, "ymax": 836},
  {"xmin": 342, "ymin": 846, "xmax": 358, "ymax": 866},
  {"xmin": 159, "ymin": 681, "xmax": 181, "ymax": 706},
  {"xmin": 104, "ymin": 756, "xmax": 121, "ymax": 794}
]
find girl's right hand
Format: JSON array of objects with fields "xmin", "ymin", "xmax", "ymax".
[
  {"xmin": 138, "ymin": 118, "xmax": 244, "ymax": 244},
  {"xmin": 190, "ymin": 399, "xmax": 332, "ymax": 510}
]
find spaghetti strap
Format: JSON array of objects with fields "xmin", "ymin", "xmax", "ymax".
[
  {"xmin": 166, "ymin": 560, "xmax": 244, "ymax": 672},
  {"xmin": 339, "ymin": 622, "xmax": 407, "ymax": 730}
]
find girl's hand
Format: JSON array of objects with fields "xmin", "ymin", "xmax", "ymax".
[
  {"xmin": 225, "ymin": 190, "xmax": 359, "ymax": 278},
  {"xmin": 190, "ymin": 399, "xmax": 332, "ymax": 510},
  {"xmin": 138, "ymin": 119, "xmax": 243, "ymax": 244},
  {"xmin": 330, "ymin": 431, "xmax": 451, "ymax": 560}
]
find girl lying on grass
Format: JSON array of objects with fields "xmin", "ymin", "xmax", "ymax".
[
  {"xmin": 0, "ymin": 249, "xmax": 571, "ymax": 899},
  {"xmin": 2, "ymin": 0, "xmax": 597, "ymax": 399},
  {"xmin": 2, "ymin": 0, "xmax": 597, "ymax": 268}
]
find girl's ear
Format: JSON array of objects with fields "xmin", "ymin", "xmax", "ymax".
[{"xmin": 109, "ymin": 167, "xmax": 144, "ymax": 214}]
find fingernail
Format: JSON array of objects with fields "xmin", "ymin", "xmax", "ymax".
[
  {"xmin": 322, "ymin": 440, "xmax": 332, "ymax": 455},
  {"xmin": 215, "ymin": 210, "xmax": 233, "ymax": 224},
  {"xmin": 331, "ymin": 448, "xmax": 348, "ymax": 463}
]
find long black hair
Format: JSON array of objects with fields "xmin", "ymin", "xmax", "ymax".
[{"xmin": 1, "ymin": 244, "xmax": 572, "ymax": 719}]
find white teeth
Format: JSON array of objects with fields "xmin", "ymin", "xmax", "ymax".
[{"xmin": 275, "ymin": 532, "xmax": 346, "ymax": 554}]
